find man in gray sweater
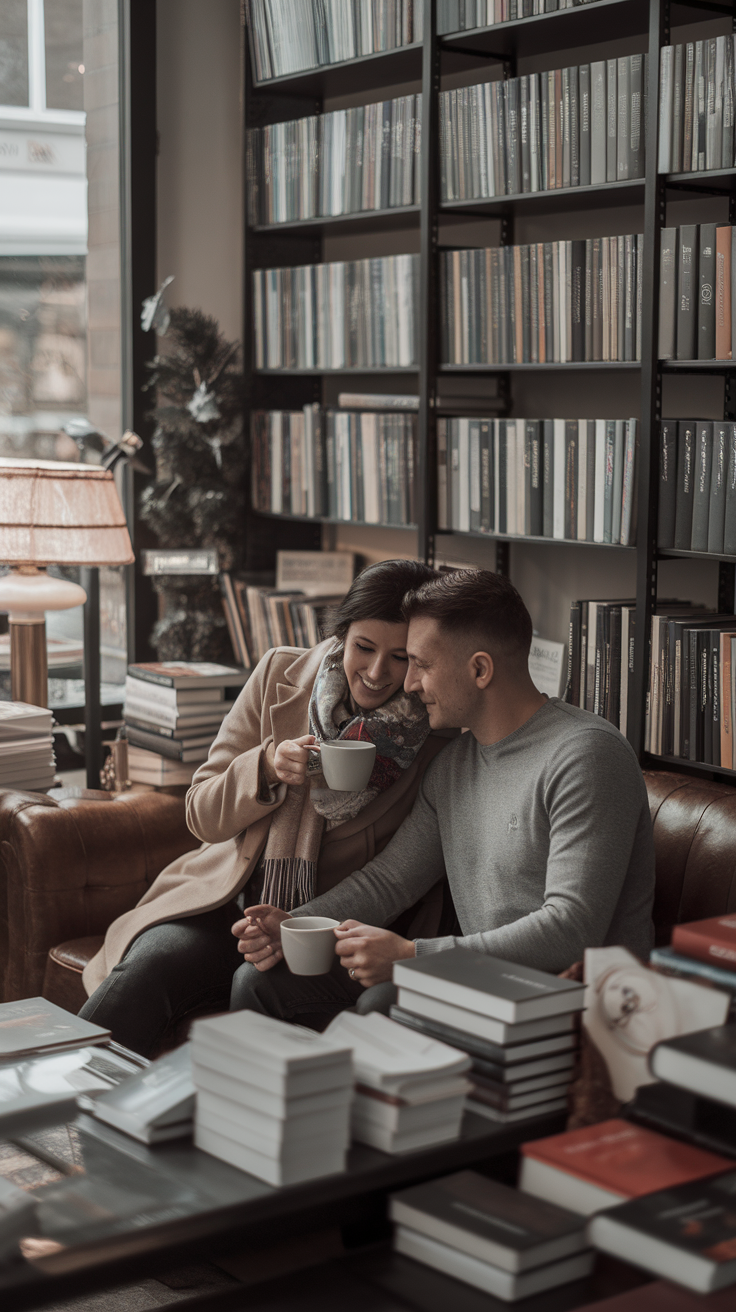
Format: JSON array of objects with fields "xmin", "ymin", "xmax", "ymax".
[{"xmin": 232, "ymin": 570, "xmax": 655, "ymax": 1020}]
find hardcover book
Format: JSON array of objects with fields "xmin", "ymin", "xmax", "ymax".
[
  {"xmin": 394, "ymin": 1226, "xmax": 594, "ymax": 1301},
  {"xmin": 672, "ymin": 915, "xmax": 736, "ymax": 968},
  {"xmin": 649, "ymin": 1024, "xmax": 736, "ymax": 1108},
  {"xmin": 0, "ymin": 998, "xmax": 110, "ymax": 1058},
  {"xmin": 390, "ymin": 1170, "xmax": 587, "ymax": 1275},
  {"xmin": 393, "ymin": 949, "xmax": 585, "ymax": 1025}
]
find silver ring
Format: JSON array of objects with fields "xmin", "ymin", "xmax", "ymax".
[{"xmin": 349, "ymin": 968, "xmax": 356, "ymax": 978}]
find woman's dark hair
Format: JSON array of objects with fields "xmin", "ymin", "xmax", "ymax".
[{"xmin": 327, "ymin": 559, "xmax": 439, "ymax": 644}]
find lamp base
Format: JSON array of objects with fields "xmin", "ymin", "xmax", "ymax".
[{"xmin": 10, "ymin": 619, "xmax": 48, "ymax": 708}]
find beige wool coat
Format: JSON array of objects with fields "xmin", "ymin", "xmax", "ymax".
[{"xmin": 83, "ymin": 641, "xmax": 450, "ymax": 995}]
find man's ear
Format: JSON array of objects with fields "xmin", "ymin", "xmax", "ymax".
[{"xmin": 471, "ymin": 651, "xmax": 494, "ymax": 689}]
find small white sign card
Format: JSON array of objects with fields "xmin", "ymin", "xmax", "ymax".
[
  {"xmin": 276, "ymin": 551, "xmax": 355, "ymax": 597},
  {"xmin": 529, "ymin": 638, "xmax": 566, "ymax": 699}
]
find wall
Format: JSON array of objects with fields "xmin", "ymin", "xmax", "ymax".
[{"xmin": 156, "ymin": 0, "xmax": 242, "ymax": 343}]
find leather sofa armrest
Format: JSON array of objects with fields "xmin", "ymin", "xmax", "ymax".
[{"xmin": 0, "ymin": 788, "xmax": 199, "ymax": 1002}]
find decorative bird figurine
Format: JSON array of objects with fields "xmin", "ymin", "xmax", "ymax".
[{"xmin": 61, "ymin": 418, "xmax": 152, "ymax": 475}]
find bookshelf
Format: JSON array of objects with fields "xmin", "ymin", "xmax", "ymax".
[{"xmin": 242, "ymin": 0, "xmax": 736, "ymax": 784}]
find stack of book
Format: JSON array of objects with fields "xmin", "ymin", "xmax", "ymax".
[
  {"xmin": 441, "ymin": 235, "xmax": 643, "ymax": 365},
  {"xmin": 438, "ymin": 416, "xmax": 637, "ymax": 545},
  {"xmin": 441, "ymin": 56, "xmax": 646, "ymax": 202},
  {"xmin": 564, "ymin": 598, "xmax": 636, "ymax": 735},
  {"xmin": 190, "ymin": 1011, "xmax": 353, "ymax": 1186},
  {"xmin": 659, "ymin": 38, "xmax": 736, "ymax": 175},
  {"xmin": 520, "ymin": 1118, "xmax": 732, "ymax": 1216},
  {"xmin": 0, "ymin": 702, "xmax": 55, "ymax": 794},
  {"xmin": 124, "ymin": 662, "xmax": 247, "ymax": 786},
  {"xmin": 390, "ymin": 1170, "xmax": 593, "ymax": 1301},
  {"xmin": 651, "ymin": 914, "xmax": 736, "ymax": 1010},
  {"xmin": 438, "ymin": 1, "xmax": 600, "ymax": 31},
  {"xmin": 245, "ymin": 0, "xmax": 422, "ymax": 83},
  {"xmin": 253, "ymin": 254, "xmax": 419, "ymax": 370},
  {"xmin": 658, "ymin": 225, "xmax": 735, "ymax": 362},
  {"xmin": 644, "ymin": 610, "xmax": 736, "ymax": 765},
  {"xmin": 658, "ymin": 419, "xmax": 736, "ymax": 555},
  {"xmin": 251, "ymin": 406, "xmax": 418, "ymax": 525},
  {"xmin": 324, "ymin": 1011, "xmax": 471, "ymax": 1153},
  {"xmin": 390, "ymin": 948, "xmax": 583, "ymax": 1125},
  {"xmin": 91, "ymin": 1044, "xmax": 195, "ymax": 1144},
  {"xmin": 247, "ymin": 94, "xmax": 421, "ymax": 226}
]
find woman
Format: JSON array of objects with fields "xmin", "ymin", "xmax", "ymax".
[{"xmin": 80, "ymin": 559, "xmax": 451, "ymax": 1057}]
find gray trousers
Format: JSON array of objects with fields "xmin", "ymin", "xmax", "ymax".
[{"xmin": 79, "ymin": 903, "xmax": 396, "ymax": 1059}]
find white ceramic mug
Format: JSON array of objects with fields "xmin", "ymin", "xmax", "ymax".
[
  {"xmin": 280, "ymin": 916, "xmax": 341, "ymax": 976},
  {"xmin": 318, "ymin": 740, "xmax": 376, "ymax": 791}
]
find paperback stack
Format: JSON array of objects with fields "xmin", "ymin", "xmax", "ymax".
[
  {"xmin": 124, "ymin": 662, "xmax": 247, "ymax": 786},
  {"xmin": 91, "ymin": 1044, "xmax": 194, "ymax": 1144},
  {"xmin": 190, "ymin": 1011, "xmax": 353, "ymax": 1186},
  {"xmin": 651, "ymin": 914, "xmax": 736, "ymax": 1006},
  {"xmin": 391, "ymin": 1170, "xmax": 593, "ymax": 1301},
  {"xmin": 323, "ymin": 1011, "xmax": 470, "ymax": 1153},
  {"xmin": 0, "ymin": 702, "xmax": 55, "ymax": 793},
  {"xmin": 390, "ymin": 948, "xmax": 584, "ymax": 1125}
]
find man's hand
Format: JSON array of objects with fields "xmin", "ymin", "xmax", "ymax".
[
  {"xmin": 266, "ymin": 735, "xmax": 319, "ymax": 787},
  {"xmin": 232, "ymin": 904, "xmax": 291, "ymax": 971},
  {"xmin": 334, "ymin": 921, "xmax": 415, "ymax": 988}
]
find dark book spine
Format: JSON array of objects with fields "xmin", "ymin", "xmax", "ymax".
[
  {"xmin": 567, "ymin": 601, "xmax": 582, "ymax": 705},
  {"xmin": 592, "ymin": 236, "xmax": 603, "ymax": 361},
  {"xmin": 708, "ymin": 423, "xmax": 728, "ymax": 554},
  {"xmin": 629, "ymin": 53, "xmax": 644, "ymax": 178},
  {"xmin": 521, "ymin": 244, "xmax": 531, "ymax": 362},
  {"xmin": 579, "ymin": 63, "xmax": 591, "ymax": 186},
  {"xmin": 528, "ymin": 421, "xmax": 543, "ymax": 536},
  {"xmin": 569, "ymin": 65, "xmax": 580, "ymax": 187},
  {"xmin": 676, "ymin": 224, "xmax": 699, "ymax": 360},
  {"xmin": 498, "ymin": 419, "xmax": 507, "ymax": 534},
  {"xmin": 688, "ymin": 629, "xmax": 699, "ymax": 761},
  {"xmin": 506, "ymin": 79, "xmax": 521, "ymax": 194},
  {"xmin": 520, "ymin": 75, "xmax": 531, "ymax": 192},
  {"xmin": 542, "ymin": 418, "xmax": 554, "ymax": 537},
  {"xmin": 658, "ymin": 227, "xmax": 677, "ymax": 360},
  {"xmin": 697, "ymin": 222, "xmax": 717, "ymax": 360},
  {"xmin": 690, "ymin": 421, "xmax": 713, "ymax": 551},
  {"xmin": 711, "ymin": 632, "xmax": 721, "ymax": 768},
  {"xmin": 564, "ymin": 420, "xmax": 578, "ymax": 540},
  {"xmin": 606, "ymin": 58, "xmax": 617, "ymax": 182},
  {"xmin": 699, "ymin": 630, "xmax": 710, "ymax": 763},
  {"xmin": 603, "ymin": 420, "xmax": 616, "ymax": 543},
  {"xmin": 657, "ymin": 420, "xmax": 678, "ymax": 549},
  {"xmin": 724, "ymin": 423, "xmax": 736, "ymax": 555},
  {"xmin": 570, "ymin": 239, "xmax": 585, "ymax": 361},
  {"xmin": 674, "ymin": 420, "xmax": 696, "ymax": 549},
  {"xmin": 480, "ymin": 421, "xmax": 492, "ymax": 531},
  {"xmin": 325, "ymin": 412, "xmax": 338, "ymax": 518},
  {"xmin": 607, "ymin": 606, "xmax": 622, "ymax": 728}
]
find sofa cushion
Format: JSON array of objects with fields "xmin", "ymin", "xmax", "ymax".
[{"xmin": 43, "ymin": 937, "xmax": 104, "ymax": 1013}]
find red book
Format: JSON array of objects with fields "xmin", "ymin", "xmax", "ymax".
[
  {"xmin": 519, "ymin": 1118, "xmax": 731, "ymax": 1217},
  {"xmin": 672, "ymin": 916, "xmax": 736, "ymax": 970}
]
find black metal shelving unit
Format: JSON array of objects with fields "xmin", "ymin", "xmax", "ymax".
[{"xmin": 242, "ymin": 0, "xmax": 736, "ymax": 781}]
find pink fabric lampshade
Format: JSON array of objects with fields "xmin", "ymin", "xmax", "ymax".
[{"xmin": 0, "ymin": 458, "xmax": 134, "ymax": 566}]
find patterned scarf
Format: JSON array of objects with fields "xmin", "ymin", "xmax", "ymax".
[{"xmin": 259, "ymin": 645, "xmax": 430, "ymax": 911}]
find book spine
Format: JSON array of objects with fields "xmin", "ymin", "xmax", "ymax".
[
  {"xmin": 697, "ymin": 222, "xmax": 717, "ymax": 359},
  {"xmin": 617, "ymin": 55, "xmax": 630, "ymax": 180},
  {"xmin": 542, "ymin": 418, "xmax": 554, "ymax": 538},
  {"xmin": 591, "ymin": 61, "xmax": 606, "ymax": 185},
  {"xmin": 676, "ymin": 224, "xmax": 698, "ymax": 360},
  {"xmin": 690, "ymin": 421, "xmax": 713, "ymax": 551},
  {"xmin": 579, "ymin": 63, "xmax": 591, "ymax": 186},
  {"xmin": 629, "ymin": 52, "xmax": 644, "ymax": 178},
  {"xmin": 724, "ymin": 423, "xmax": 736, "ymax": 555},
  {"xmin": 672, "ymin": 44, "xmax": 684, "ymax": 173},
  {"xmin": 708, "ymin": 422, "xmax": 728, "ymax": 554},
  {"xmin": 658, "ymin": 45, "xmax": 674, "ymax": 173},
  {"xmin": 606, "ymin": 58, "xmax": 617, "ymax": 182},
  {"xmin": 657, "ymin": 420, "xmax": 678, "ymax": 549},
  {"xmin": 658, "ymin": 227, "xmax": 677, "ymax": 360},
  {"xmin": 716, "ymin": 224, "xmax": 732, "ymax": 360}
]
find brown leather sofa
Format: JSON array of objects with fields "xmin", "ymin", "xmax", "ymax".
[{"xmin": 1, "ymin": 769, "xmax": 736, "ymax": 1016}]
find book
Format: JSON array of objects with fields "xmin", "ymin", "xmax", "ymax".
[
  {"xmin": 0, "ymin": 998, "xmax": 109, "ymax": 1058},
  {"xmin": 393, "ymin": 949, "xmax": 585, "ymax": 1025},
  {"xmin": 390, "ymin": 1170, "xmax": 588, "ymax": 1274},
  {"xmin": 650, "ymin": 1024, "xmax": 736, "ymax": 1108},
  {"xmin": 323, "ymin": 1012, "xmax": 470, "ymax": 1098},
  {"xmin": 658, "ymin": 228, "xmax": 677, "ymax": 360},
  {"xmin": 394, "ymin": 1226, "xmax": 594, "ymax": 1300},
  {"xmin": 275, "ymin": 549, "xmax": 354, "ymax": 596},
  {"xmin": 650, "ymin": 944, "xmax": 736, "ymax": 999},
  {"xmin": 520, "ymin": 1118, "xmax": 733, "ymax": 1217},
  {"xmin": 124, "ymin": 702, "xmax": 234, "ymax": 732},
  {"xmin": 124, "ymin": 727, "xmax": 214, "ymax": 762},
  {"xmin": 697, "ymin": 223, "xmax": 717, "ymax": 359},
  {"xmin": 691, "ymin": 421, "xmax": 713, "ymax": 551},
  {"xmin": 0, "ymin": 702, "xmax": 53, "ymax": 739},
  {"xmin": 589, "ymin": 1171, "xmax": 736, "ymax": 1293},
  {"xmin": 674, "ymin": 420, "xmax": 696, "ymax": 549},
  {"xmin": 245, "ymin": 0, "xmax": 422, "ymax": 83},
  {"xmin": 126, "ymin": 662, "xmax": 247, "ymax": 691},
  {"xmin": 124, "ymin": 676, "xmax": 223, "ymax": 708},
  {"xmin": 677, "ymin": 225, "xmax": 698, "ymax": 360},
  {"xmin": 658, "ymin": 420, "xmax": 678, "ymax": 547},
  {"xmin": 91, "ymin": 1044, "xmax": 195, "ymax": 1144},
  {"xmin": 127, "ymin": 748, "xmax": 198, "ymax": 787},
  {"xmin": 390, "ymin": 1004, "xmax": 578, "ymax": 1065},
  {"xmin": 673, "ymin": 916, "xmax": 736, "ymax": 968}
]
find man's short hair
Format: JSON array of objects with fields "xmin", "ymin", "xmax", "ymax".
[{"xmin": 402, "ymin": 569, "xmax": 533, "ymax": 663}]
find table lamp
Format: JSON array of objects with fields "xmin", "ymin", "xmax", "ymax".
[{"xmin": 0, "ymin": 459, "xmax": 134, "ymax": 709}]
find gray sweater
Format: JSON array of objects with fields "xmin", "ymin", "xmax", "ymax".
[{"xmin": 298, "ymin": 699, "xmax": 655, "ymax": 973}]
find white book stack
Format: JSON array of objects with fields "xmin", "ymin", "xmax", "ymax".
[
  {"xmin": 323, "ymin": 1012, "xmax": 471, "ymax": 1154},
  {"xmin": 0, "ymin": 702, "xmax": 55, "ymax": 793},
  {"xmin": 190, "ymin": 1012, "xmax": 354, "ymax": 1186},
  {"xmin": 123, "ymin": 662, "xmax": 247, "ymax": 786},
  {"xmin": 391, "ymin": 949, "xmax": 585, "ymax": 1126},
  {"xmin": 91, "ymin": 1044, "xmax": 194, "ymax": 1144}
]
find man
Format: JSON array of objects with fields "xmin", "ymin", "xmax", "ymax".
[{"xmin": 232, "ymin": 570, "xmax": 655, "ymax": 1021}]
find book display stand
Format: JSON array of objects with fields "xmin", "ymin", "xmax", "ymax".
[{"xmin": 243, "ymin": 0, "xmax": 736, "ymax": 783}]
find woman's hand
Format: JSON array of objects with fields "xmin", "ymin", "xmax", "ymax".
[
  {"xmin": 232, "ymin": 904, "xmax": 292, "ymax": 971},
  {"xmin": 334, "ymin": 920, "xmax": 416, "ymax": 988},
  {"xmin": 269, "ymin": 734, "xmax": 319, "ymax": 786}
]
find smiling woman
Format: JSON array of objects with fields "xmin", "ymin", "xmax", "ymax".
[{"xmin": 78, "ymin": 557, "xmax": 456, "ymax": 1058}]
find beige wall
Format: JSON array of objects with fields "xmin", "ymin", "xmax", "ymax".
[{"xmin": 156, "ymin": 0, "xmax": 243, "ymax": 343}]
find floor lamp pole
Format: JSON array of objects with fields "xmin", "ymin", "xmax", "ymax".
[{"xmin": 82, "ymin": 566, "xmax": 102, "ymax": 790}]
